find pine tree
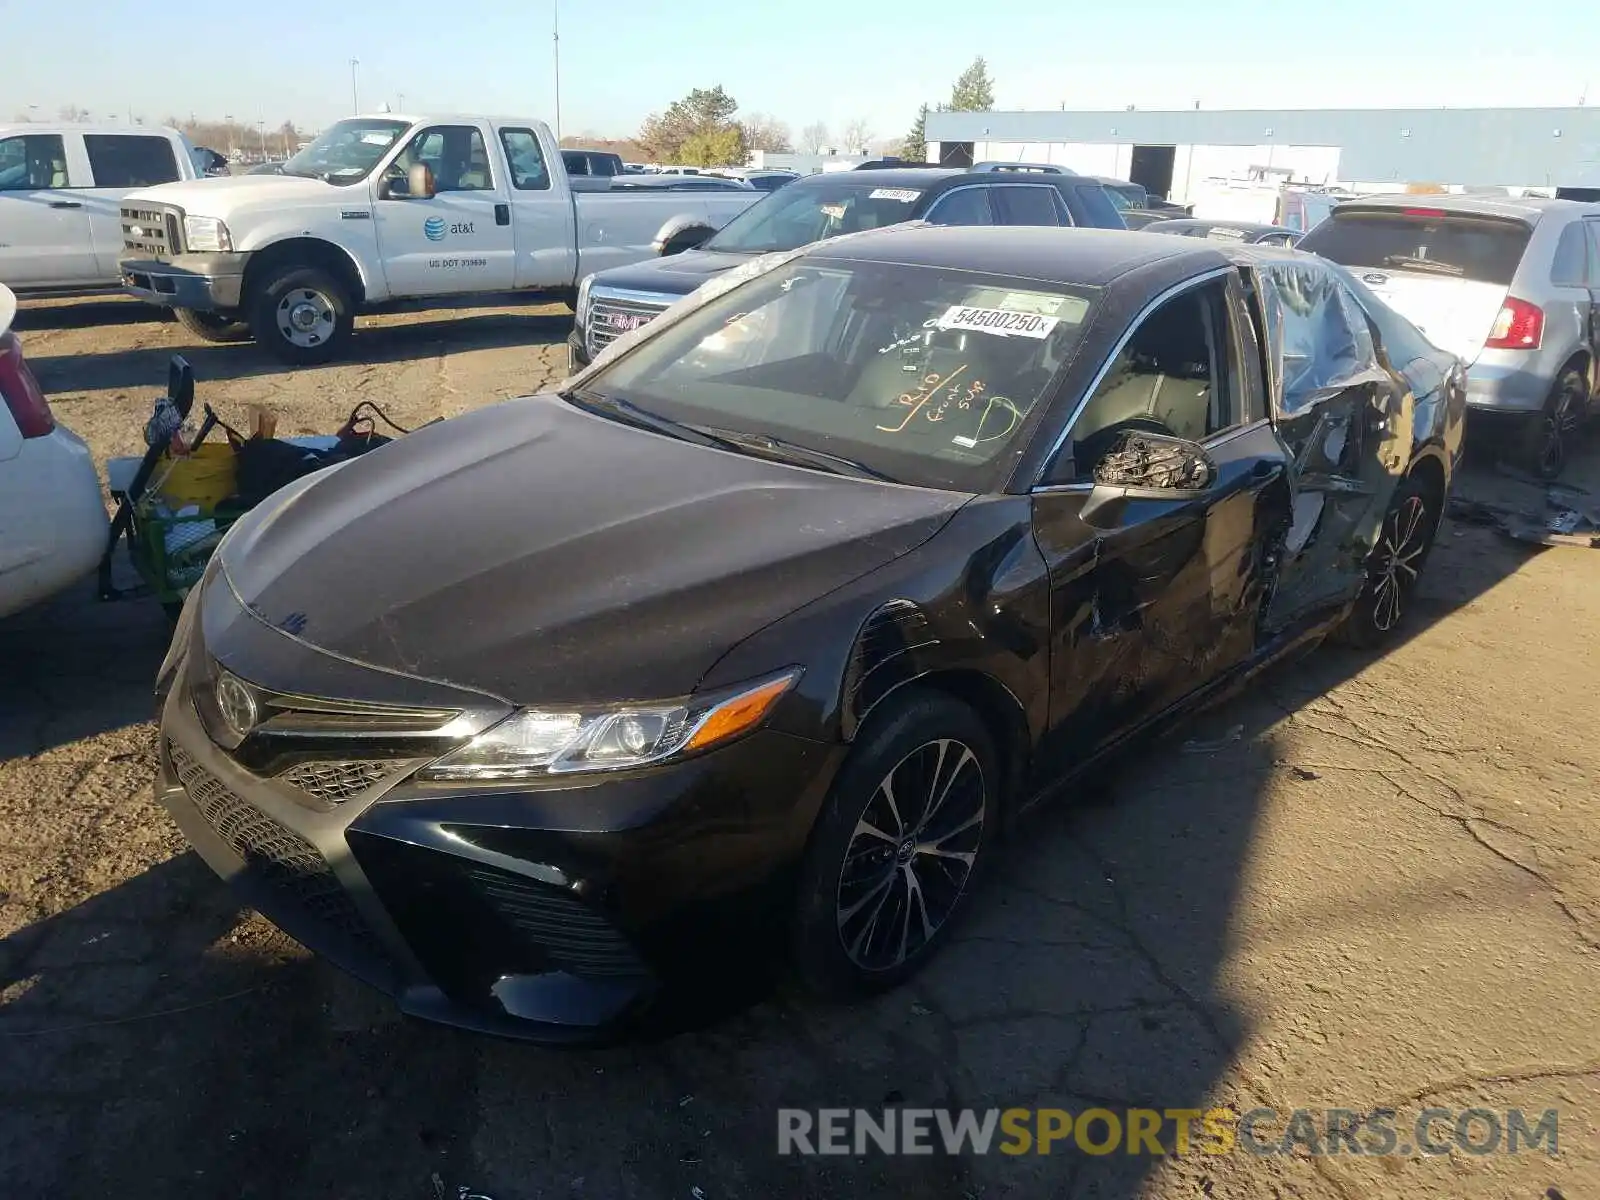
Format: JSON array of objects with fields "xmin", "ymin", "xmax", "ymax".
[
  {"xmin": 901, "ymin": 104, "xmax": 930, "ymax": 162},
  {"xmin": 948, "ymin": 58, "xmax": 995, "ymax": 112}
]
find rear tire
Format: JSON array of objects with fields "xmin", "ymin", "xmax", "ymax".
[
  {"xmin": 247, "ymin": 265, "xmax": 354, "ymax": 365},
  {"xmin": 792, "ymin": 691, "xmax": 997, "ymax": 1001},
  {"xmin": 1518, "ymin": 368, "xmax": 1586, "ymax": 481},
  {"xmin": 1335, "ymin": 475, "xmax": 1439, "ymax": 649},
  {"xmin": 174, "ymin": 307, "xmax": 251, "ymax": 344}
]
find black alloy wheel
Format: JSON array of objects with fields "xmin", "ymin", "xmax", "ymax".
[
  {"xmin": 1337, "ymin": 475, "xmax": 1438, "ymax": 648},
  {"xmin": 792, "ymin": 691, "xmax": 996, "ymax": 999},
  {"xmin": 1522, "ymin": 368, "xmax": 1587, "ymax": 482}
]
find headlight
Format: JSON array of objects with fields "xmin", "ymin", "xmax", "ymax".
[
  {"xmin": 417, "ymin": 668, "xmax": 800, "ymax": 781},
  {"xmin": 574, "ymin": 273, "xmax": 594, "ymax": 325},
  {"xmin": 183, "ymin": 216, "xmax": 233, "ymax": 253}
]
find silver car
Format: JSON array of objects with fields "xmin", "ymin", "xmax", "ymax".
[{"xmin": 1298, "ymin": 195, "xmax": 1600, "ymax": 477}]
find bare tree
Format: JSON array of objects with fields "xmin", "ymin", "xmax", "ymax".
[
  {"xmin": 57, "ymin": 103, "xmax": 91, "ymax": 122},
  {"xmin": 740, "ymin": 112, "xmax": 792, "ymax": 153},
  {"xmin": 799, "ymin": 121, "xmax": 830, "ymax": 154},
  {"xmin": 840, "ymin": 118, "xmax": 874, "ymax": 153}
]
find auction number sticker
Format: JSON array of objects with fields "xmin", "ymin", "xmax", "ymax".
[
  {"xmin": 936, "ymin": 305, "xmax": 1058, "ymax": 339},
  {"xmin": 869, "ymin": 188, "xmax": 921, "ymax": 202}
]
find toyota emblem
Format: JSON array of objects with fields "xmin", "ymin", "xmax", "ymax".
[{"xmin": 214, "ymin": 671, "xmax": 258, "ymax": 742}]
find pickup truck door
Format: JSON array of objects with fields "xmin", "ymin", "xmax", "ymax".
[
  {"xmin": 79, "ymin": 133, "xmax": 183, "ymax": 280},
  {"xmin": 0, "ymin": 132, "xmax": 96, "ymax": 287},
  {"xmin": 372, "ymin": 123, "xmax": 517, "ymax": 297},
  {"xmin": 495, "ymin": 125, "xmax": 582, "ymax": 290},
  {"xmin": 1031, "ymin": 270, "xmax": 1290, "ymax": 767}
]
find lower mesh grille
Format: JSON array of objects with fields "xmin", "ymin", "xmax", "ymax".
[
  {"xmin": 167, "ymin": 740, "xmax": 379, "ymax": 951},
  {"xmin": 277, "ymin": 759, "xmax": 397, "ymax": 804},
  {"xmin": 466, "ymin": 864, "xmax": 649, "ymax": 979}
]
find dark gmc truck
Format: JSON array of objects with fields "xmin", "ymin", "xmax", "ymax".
[{"xmin": 568, "ymin": 167, "xmax": 1128, "ymax": 372}]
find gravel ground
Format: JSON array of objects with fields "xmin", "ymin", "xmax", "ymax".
[{"xmin": 2, "ymin": 296, "xmax": 1598, "ymax": 1200}]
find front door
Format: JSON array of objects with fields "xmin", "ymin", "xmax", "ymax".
[
  {"xmin": 0, "ymin": 133, "xmax": 95, "ymax": 287},
  {"xmin": 1032, "ymin": 272, "xmax": 1289, "ymax": 769},
  {"xmin": 373, "ymin": 124, "xmax": 516, "ymax": 298}
]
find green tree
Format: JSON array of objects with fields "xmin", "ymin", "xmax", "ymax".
[
  {"xmin": 901, "ymin": 103, "xmax": 931, "ymax": 162},
  {"xmin": 948, "ymin": 57, "xmax": 995, "ymax": 111},
  {"xmin": 680, "ymin": 124, "xmax": 749, "ymax": 168},
  {"xmin": 638, "ymin": 85, "xmax": 740, "ymax": 162}
]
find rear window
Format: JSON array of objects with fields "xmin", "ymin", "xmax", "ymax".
[
  {"xmin": 84, "ymin": 134, "xmax": 180, "ymax": 188},
  {"xmin": 1298, "ymin": 209, "xmax": 1531, "ymax": 286}
]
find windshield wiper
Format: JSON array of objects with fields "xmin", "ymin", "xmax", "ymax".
[
  {"xmin": 686, "ymin": 424, "xmax": 894, "ymax": 482},
  {"xmin": 1380, "ymin": 255, "xmax": 1464, "ymax": 276},
  {"xmin": 561, "ymin": 388, "xmax": 731, "ymax": 450}
]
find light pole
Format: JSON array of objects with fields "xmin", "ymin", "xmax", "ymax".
[
  {"xmin": 552, "ymin": 1, "xmax": 561, "ymax": 143},
  {"xmin": 398, "ymin": 93, "xmax": 406, "ymax": 112},
  {"xmin": 257, "ymin": 120, "xmax": 266, "ymax": 157},
  {"xmin": 350, "ymin": 58, "xmax": 360, "ymax": 114},
  {"xmin": 225, "ymin": 113, "xmax": 234, "ymax": 154}
]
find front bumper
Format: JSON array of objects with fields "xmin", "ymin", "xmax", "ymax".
[
  {"xmin": 155, "ymin": 626, "xmax": 842, "ymax": 1043},
  {"xmin": 120, "ymin": 252, "xmax": 250, "ymax": 312}
]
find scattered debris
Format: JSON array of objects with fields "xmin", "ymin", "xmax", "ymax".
[
  {"xmin": 1447, "ymin": 484, "xmax": 1600, "ymax": 549},
  {"xmin": 677, "ymin": 1094, "xmax": 693, "ymax": 1108},
  {"xmin": 1182, "ymin": 724, "xmax": 1244, "ymax": 753},
  {"xmin": 1289, "ymin": 766, "xmax": 1321, "ymax": 781},
  {"xmin": 909, "ymin": 1002, "xmax": 932, "ymax": 1016},
  {"xmin": 691, "ymin": 1187, "xmax": 708, "ymax": 1200}
]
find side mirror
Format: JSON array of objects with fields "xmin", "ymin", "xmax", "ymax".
[
  {"xmin": 167, "ymin": 355, "xmax": 194, "ymax": 418},
  {"xmin": 408, "ymin": 163, "xmax": 436, "ymax": 200},
  {"xmin": 1092, "ymin": 430, "xmax": 1216, "ymax": 492}
]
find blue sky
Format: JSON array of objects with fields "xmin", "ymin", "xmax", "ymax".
[{"xmin": 4, "ymin": 0, "xmax": 1597, "ymax": 141}]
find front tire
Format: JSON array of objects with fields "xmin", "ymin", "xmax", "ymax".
[
  {"xmin": 1518, "ymin": 368, "xmax": 1587, "ymax": 481},
  {"xmin": 247, "ymin": 266, "xmax": 354, "ymax": 365},
  {"xmin": 1336, "ymin": 475, "xmax": 1439, "ymax": 648},
  {"xmin": 174, "ymin": 307, "xmax": 252, "ymax": 344},
  {"xmin": 792, "ymin": 691, "xmax": 997, "ymax": 1001}
]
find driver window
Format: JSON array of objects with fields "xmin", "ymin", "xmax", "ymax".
[
  {"xmin": 390, "ymin": 125, "xmax": 492, "ymax": 192},
  {"xmin": 1055, "ymin": 279, "xmax": 1232, "ymax": 482},
  {"xmin": 926, "ymin": 187, "xmax": 994, "ymax": 227}
]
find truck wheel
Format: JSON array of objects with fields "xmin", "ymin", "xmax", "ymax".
[
  {"xmin": 248, "ymin": 266, "xmax": 353, "ymax": 365},
  {"xmin": 174, "ymin": 307, "xmax": 252, "ymax": 344}
]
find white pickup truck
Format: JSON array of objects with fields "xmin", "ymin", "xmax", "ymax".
[
  {"xmin": 117, "ymin": 114, "xmax": 762, "ymax": 363},
  {"xmin": 0, "ymin": 123, "xmax": 203, "ymax": 294}
]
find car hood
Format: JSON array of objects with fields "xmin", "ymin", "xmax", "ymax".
[
  {"xmin": 217, "ymin": 395, "xmax": 966, "ymax": 705},
  {"xmin": 588, "ymin": 250, "xmax": 757, "ymax": 299},
  {"xmin": 125, "ymin": 173, "xmax": 354, "ymax": 221}
]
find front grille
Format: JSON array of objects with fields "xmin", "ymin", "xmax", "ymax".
[
  {"xmin": 586, "ymin": 293, "xmax": 671, "ymax": 358},
  {"xmin": 466, "ymin": 863, "xmax": 649, "ymax": 980},
  {"xmin": 277, "ymin": 759, "xmax": 398, "ymax": 804},
  {"xmin": 121, "ymin": 203, "xmax": 182, "ymax": 257},
  {"xmin": 167, "ymin": 740, "xmax": 378, "ymax": 951}
]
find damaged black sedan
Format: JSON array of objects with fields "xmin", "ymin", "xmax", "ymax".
[{"xmin": 154, "ymin": 226, "xmax": 1464, "ymax": 1041}]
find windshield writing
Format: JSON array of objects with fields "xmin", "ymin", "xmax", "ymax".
[{"xmin": 581, "ymin": 258, "xmax": 1097, "ymax": 492}]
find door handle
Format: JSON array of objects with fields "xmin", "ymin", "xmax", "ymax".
[
  {"xmin": 1251, "ymin": 460, "xmax": 1275, "ymax": 479},
  {"xmin": 50, "ymin": 199, "xmax": 83, "ymax": 209},
  {"xmin": 494, "ymin": 202, "xmax": 510, "ymax": 226}
]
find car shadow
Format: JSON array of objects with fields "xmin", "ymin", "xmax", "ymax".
[
  {"xmin": 10, "ymin": 297, "xmax": 162, "ymax": 332},
  {"xmin": 22, "ymin": 305, "xmax": 572, "ymax": 396},
  {"xmin": 0, "ymin": 444, "xmax": 1592, "ymax": 1198}
]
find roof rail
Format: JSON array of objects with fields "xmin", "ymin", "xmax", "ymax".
[{"xmin": 969, "ymin": 161, "xmax": 1076, "ymax": 175}]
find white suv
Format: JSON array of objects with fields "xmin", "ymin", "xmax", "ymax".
[
  {"xmin": 0, "ymin": 124, "xmax": 201, "ymax": 293},
  {"xmin": 1299, "ymin": 195, "xmax": 1600, "ymax": 478}
]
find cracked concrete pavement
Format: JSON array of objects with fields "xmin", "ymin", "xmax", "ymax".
[{"xmin": 2, "ymin": 296, "xmax": 1597, "ymax": 1199}]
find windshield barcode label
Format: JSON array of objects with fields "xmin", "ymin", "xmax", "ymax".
[{"xmin": 935, "ymin": 305, "xmax": 1059, "ymax": 339}]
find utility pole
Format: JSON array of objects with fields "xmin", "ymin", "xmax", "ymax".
[
  {"xmin": 398, "ymin": 93, "xmax": 406, "ymax": 112},
  {"xmin": 350, "ymin": 58, "xmax": 360, "ymax": 114},
  {"xmin": 552, "ymin": 1, "xmax": 562, "ymax": 143}
]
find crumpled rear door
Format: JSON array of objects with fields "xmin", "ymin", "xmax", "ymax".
[{"xmin": 1245, "ymin": 255, "xmax": 1413, "ymax": 631}]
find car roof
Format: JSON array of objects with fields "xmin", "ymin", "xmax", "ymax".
[
  {"xmin": 1332, "ymin": 192, "xmax": 1600, "ymax": 222},
  {"xmin": 797, "ymin": 168, "xmax": 964, "ymax": 188},
  {"xmin": 807, "ymin": 224, "xmax": 1227, "ymax": 285}
]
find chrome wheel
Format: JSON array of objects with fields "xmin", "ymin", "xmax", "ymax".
[
  {"xmin": 276, "ymin": 288, "xmax": 336, "ymax": 349},
  {"xmin": 835, "ymin": 738, "xmax": 987, "ymax": 972},
  {"xmin": 1370, "ymin": 493, "xmax": 1429, "ymax": 632}
]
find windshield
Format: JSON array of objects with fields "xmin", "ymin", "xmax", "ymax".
[
  {"xmin": 280, "ymin": 118, "xmax": 410, "ymax": 186},
  {"xmin": 704, "ymin": 180, "xmax": 927, "ymax": 254},
  {"xmin": 579, "ymin": 257, "xmax": 1098, "ymax": 491},
  {"xmin": 1298, "ymin": 210, "xmax": 1531, "ymax": 286}
]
